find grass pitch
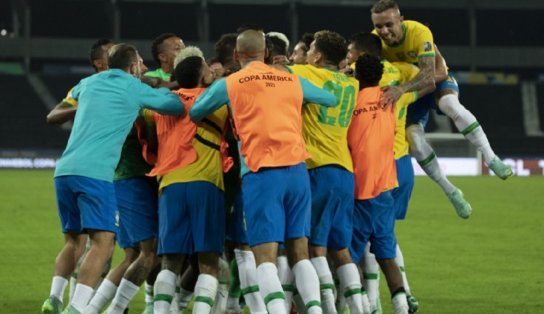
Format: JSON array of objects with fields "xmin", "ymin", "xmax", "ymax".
[{"xmin": 0, "ymin": 169, "xmax": 543, "ymax": 313}]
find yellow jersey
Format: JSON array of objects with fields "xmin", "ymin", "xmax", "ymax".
[
  {"xmin": 290, "ymin": 64, "xmax": 358, "ymax": 171},
  {"xmin": 373, "ymin": 20, "xmax": 435, "ymax": 64},
  {"xmin": 380, "ymin": 61, "xmax": 419, "ymax": 160},
  {"xmin": 159, "ymin": 105, "xmax": 228, "ymax": 191}
]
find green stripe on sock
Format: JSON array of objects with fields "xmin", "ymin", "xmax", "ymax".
[
  {"xmin": 293, "ymin": 288, "xmax": 299, "ymax": 296},
  {"xmin": 282, "ymin": 284, "xmax": 296, "ymax": 292},
  {"xmin": 461, "ymin": 121, "xmax": 480, "ymax": 135},
  {"xmin": 154, "ymin": 294, "xmax": 173, "ymax": 303},
  {"xmin": 320, "ymin": 283, "xmax": 335, "ymax": 291},
  {"xmin": 71, "ymin": 272, "xmax": 77, "ymax": 279},
  {"xmin": 195, "ymin": 295, "xmax": 215, "ymax": 307},
  {"xmin": 305, "ymin": 300, "xmax": 321, "ymax": 310},
  {"xmin": 344, "ymin": 288, "xmax": 362, "ymax": 298},
  {"xmin": 400, "ymin": 266, "xmax": 405, "ymax": 272},
  {"xmin": 264, "ymin": 291, "xmax": 286, "ymax": 305},
  {"xmin": 363, "ymin": 272, "xmax": 379, "ymax": 280},
  {"xmin": 418, "ymin": 152, "xmax": 436, "ymax": 167},
  {"xmin": 241, "ymin": 285, "xmax": 260, "ymax": 296}
]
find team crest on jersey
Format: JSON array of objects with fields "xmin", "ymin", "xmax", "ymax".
[{"xmin": 423, "ymin": 41, "xmax": 432, "ymax": 52}]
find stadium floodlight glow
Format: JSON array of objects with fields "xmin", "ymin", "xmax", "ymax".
[{"xmin": 0, "ymin": 29, "xmax": 7, "ymax": 36}]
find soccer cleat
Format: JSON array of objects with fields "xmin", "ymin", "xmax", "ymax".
[
  {"xmin": 41, "ymin": 296, "xmax": 63, "ymax": 314},
  {"xmin": 61, "ymin": 305, "xmax": 81, "ymax": 314},
  {"xmin": 488, "ymin": 158, "xmax": 513, "ymax": 180},
  {"xmin": 407, "ymin": 295, "xmax": 419, "ymax": 313},
  {"xmin": 391, "ymin": 292, "xmax": 409, "ymax": 314},
  {"xmin": 448, "ymin": 189, "xmax": 472, "ymax": 219}
]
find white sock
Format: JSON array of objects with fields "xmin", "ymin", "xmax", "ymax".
[
  {"xmin": 235, "ymin": 249, "xmax": 266, "ymax": 313},
  {"xmin": 257, "ymin": 262, "xmax": 287, "ymax": 314},
  {"xmin": 69, "ymin": 274, "xmax": 77, "ymax": 302},
  {"xmin": 277, "ymin": 255, "xmax": 295, "ymax": 313},
  {"xmin": 106, "ymin": 278, "xmax": 139, "ymax": 314},
  {"xmin": 193, "ymin": 274, "xmax": 218, "ymax": 314},
  {"xmin": 438, "ymin": 94, "xmax": 496, "ymax": 164},
  {"xmin": 407, "ymin": 124, "xmax": 457, "ymax": 195},
  {"xmin": 71, "ymin": 284, "xmax": 95, "ymax": 313},
  {"xmin": 179, "ymin": 287, "xmax": 193, "ymax": 310},
  {"xmin": 50, "ymin": 276, "xmax": 68, "ymax": 300},
  {"xmin": 294, "ymin": 259, "xmax": 322, "ymax": 314},
  {"xmin": 211, "ymin": 258, "xmax": 229, "ymax": 313},
  {"xmin": 153, "ymin": 270, "xmax": 177, "ymax": 314},
  {"xmin": 361, "ymin": 245, "xmax": 380, "ymax": 313},
  {"xmin": 395, "ymin": 245, "xmax": 411, "ymax": 296},
  {"xmin": 392, "ymin": 292, "xmax": 409, "ymax": 314},
  {"xmin": 144, "ymin": 282, "xmax": 154, "ymax": 304},
  {"xmin": 84, "ymin": 279, "xmax": 117, "ymax": 314},
  {"xmin": 337, "ymin": 263, "xmax": 363, "ymax": 314},
  {"xmin": 310, "ymin": 257, "xmax": 334, "ymax": 314},
  {"xmin": 227, "ymin": 296, "xmax": 241, "ymax": 311}
]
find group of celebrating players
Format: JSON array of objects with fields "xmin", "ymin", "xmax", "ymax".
[{"xmin": 40, "ymin": 1, "xmax": 513, "ymax": 314}]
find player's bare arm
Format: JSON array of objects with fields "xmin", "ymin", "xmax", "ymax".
[{"xmin": 46, "ymin": 102, "xmax": 76, "ymax": 124}]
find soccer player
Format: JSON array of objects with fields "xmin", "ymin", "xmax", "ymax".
[
  {"xmin": 289, "ymin": 32, "xmax": 315, "ymax": 65},
  {"xmin": 150, "ymin": 46, "xmax": 227, "ymax": 314},
  {"xmin": 289, "ymin": 30, "xmax": 366, "ymax": 314},
  {"xmin": 190, "ymin": 29, "xmax": 337, "ymax": 314},
  {"xmin": 370, "ymin": 0, "xmax": 513, "ymax": 200},
  {"xmin": 348, "ymin": 54, "xmax": 410, "ymax": 314},
  {"xmin": 43, "ymin": 43, "xmax": 183, "ymax": 314},
  {"xmin": 144, "ymin": 33, "xmax": 185, "ymax": 84}
]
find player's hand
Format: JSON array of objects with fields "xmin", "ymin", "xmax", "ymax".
[{"xmin": 379, "ymin": 85, "xmax": 403, "ymax": 108}]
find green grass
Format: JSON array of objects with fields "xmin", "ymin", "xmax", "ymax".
[{"xmin": 1, "ymin": 170, "xmax": 543, "ymax": 313}]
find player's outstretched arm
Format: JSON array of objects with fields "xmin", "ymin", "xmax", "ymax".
[
  {"xmin": 46, "ymin": 102, "xmax": 76, "ymax": 124},
  {"xmin": 136, "ymin": 81, "xmax": 184, "ymax": 115},
  {"xmin": 190, "ymin": 79, "xmax": 229, "ymax": 122},
  {"xmin": 299, "ymin": 77, "xmax": 337, "ymax": 107}
]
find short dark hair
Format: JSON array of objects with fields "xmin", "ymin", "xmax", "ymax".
[
  {"xmin": 174, "ymin": 56, "xmax": 204, "ymax": 89},
  {"xmin": 151, "ymin": 33, "xmax": 178, "ymax": 66},
  {"xmin": 214, "ymin": 33, "xmax": 237, "ymax": 65},
  {"xmin": 350, "ymin": 32, "xmax": 382, "ymax": 58},
  {"xmin": 89, "ymin": 38, "xmax": 113, "ymax": 69},
  {"xmin": 108, "ymin": 43, "xmax": 138, "ymax": 70},
  {"xmin": 355, "ymin": 54, "xmax": 383, "ymax": 88},
  {"xmin": 299, "ymin": 32, "xmax": 314, "ymax": 51},
  {"xmin": 266, "ymin": 34, "xmax": 288, "ymax": 57},
  {"xmin": 313, "ymin": 30, "xmax": 348, "ymax": 66},
  {"xmin": 371, "ymin": 0, "xmax": 399, "ymax": 14}
]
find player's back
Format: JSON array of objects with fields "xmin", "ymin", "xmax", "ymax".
[
  {"xmin": 55, "ymin": 69, "xmax": 181, "ymax": 182},
  {"xmin": 290, "ymin": 64, "xmax": 358, "ymax": 171},
  {"xmin": 225, "ymin": 61, "xmax": 308, "ymax": 173}
]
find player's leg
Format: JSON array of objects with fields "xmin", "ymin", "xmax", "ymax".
[
  {"xmin": 370, "ymin": 191, "xmax": 408, "ymax": 314},
  {"xmin": 308, "ymin": 167, "xmax": 337, "ymax": 314},
  {"xmin": 243, "ymin": 169, "xmax": 287, "ymax": 314},
  {"xmin": 361, "ymin": 245, "xmax": 381, "ymax": 314},
  {"xmin": 406, "ymin": 122, "xmax": 472, "ymax": 219},
  {"xmin": 86, "ymin": 246, "xmax": 138, "ymax": 313},
  {"xmin": 190, "ymin": 181, "xmax": 225, "ymax": 314},
  {"xmin": 285, "ymin": 164, "xmax": 322, "ymax": 314},
  {"xmin": 277, "ymin": 249, "xmax": 295, "ymax": 313},
  {"xmin": 153, "ymin": 183, "xmax": 191, "ymax": 314},
  {"xmin": 436, "ymin": 78, "xmax": 512, "ymax": 179},
  {"xmin": 235, "ymin": 247, "xmax": 267, "ymax": 313}
]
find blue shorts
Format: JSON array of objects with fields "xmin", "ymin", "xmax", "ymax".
[
  {"xmin": 55, "ymin": 175, "xmax": 118, "ymax": 234},
  {"xmin": 226, "ymin": 191, "xmax": 248, "ymax": 244},
  {"xmin": 242, "ymin": 162, "xmax": 311, "ymax": 247},
  {"xmin": 406, "ymin": 74, "xmax": 460, "ymax": 126},
  {"xmin": 157, "ymin": 181, "xmax": 225, "ymax": 255},
  {"xmin": 392, "ymin": 155, "xmax": 415, "ymax": 220},
  {"xmin": 114, "ymin": 177, "xmax": 158, "ymax": 249},
  {"xmin": 309, "ymin": 166, "xmax": 354, "ymax": 250},
  {"xmin": 350, "ymin": 191, "xmax": 397, "ymax": 261}
]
